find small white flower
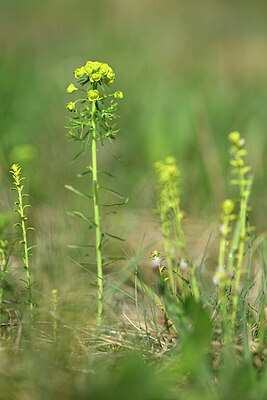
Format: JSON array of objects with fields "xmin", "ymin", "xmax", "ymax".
[
  {"xmin": 151, "ymin": 257, "xmax": 160, "ymax": 269},
  {"xmin": 239, "ymin": 138, "xmax": 246, "ymax": 147},
  {"xmin": 180, "ymin": 259, "xmax": 188, "ymax": 270},
  {"xmin": 213, "ymin": 276, "xmax": 220, "ymax": 286}
]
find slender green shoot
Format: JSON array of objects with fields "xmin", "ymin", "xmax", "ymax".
[
  {"xmin": 10, "ymin": 164, "xmax": 35, "ymax": 311},
  {"xmin": 0, "ymin": 239, "xmax": 8, "ymax": 314},
  {"xmin": 227, "ymin": 132, "xmax": 253, "ymax": 333},
  {"xmin": 154, "ymin": 157, "xmax": 199, "ymax": 299}
]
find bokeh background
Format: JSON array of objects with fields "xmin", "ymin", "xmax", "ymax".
[{"xmin": 0, "ymin": 0, "xmax": 266, "ymax": 294}]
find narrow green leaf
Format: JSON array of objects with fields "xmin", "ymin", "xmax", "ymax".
[
  {"xmin": 67, "ymin": 211, "xmax": 97, "ymax": 227},
  {"xmin": 100, "ymin": 197, "xmax": 128, "ymax": 207},
  {"xmin": 27, "ymin": 245, "xmax": 37, "ymax": 251},
  {"xmin": 102, "ymin": 258, "xmax": 125, "ymax": 267},
  {"xmin": 77, "ymin": 170, "xmax": 91, "ymax": 177},
  {"xmin": 100, "ymin": 211, "xmax": 117, "ymax": 220},
  {"xmin": 99, "ymin": 232, "xmax": 108, "ymax": 250},
  {"xmin": 98, "ymin": 170, "xmax": 115, "ymax": 178},
  {"xmin": 83, "ymin": 130, "xmax": 91, "ymax": 152},
  {"xmin": 65, "ymin": 185, "xmax": 92, "ymax": 199},
  {"xmin": 23, "ymin": 204, "xmax": 32, "ymax": 210},
  {"xmin": 104, "ymin": 231, "xmax": 125, "ymax": 241},
  {"xmin": 100, "ymin": 186, "xmax": 124, "ymax": 199},
  {"xmin": 70, "ymin": 149, "xmax": 84, "ymax": 163},
  {"xmin": 104, "ymin": 146, "xmax": 123, "ymax": 162}
]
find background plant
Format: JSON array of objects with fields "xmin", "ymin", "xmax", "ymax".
[
  {"xmin": 10, "ymin": 164, "xmax": 35, "ymax": 312},
  {"xmin": 154, "ymin": 157, "xmax": 199, "ymax": 300},
  {"xmin": 213, "ymin": 132, "xmax": 254, "ymax": 342}
]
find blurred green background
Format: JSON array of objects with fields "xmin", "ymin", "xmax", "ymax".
[{"xmin": 1, "ymin": 0, "xmax": 266, "ymax": 227}]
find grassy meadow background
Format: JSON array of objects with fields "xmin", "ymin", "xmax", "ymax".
[{"xmin": 0, "ymin": 1, "xmax": 267, "ymax": 399}]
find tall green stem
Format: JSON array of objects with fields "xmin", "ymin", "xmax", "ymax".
[{"xmin": 91, "ymin": 100, "xmax": 103, "ymax": 325}]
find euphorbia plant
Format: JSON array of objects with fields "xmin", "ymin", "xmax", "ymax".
[{"xmin": 65, "ymin": 61, "xmax": 124, "ymax": 325}]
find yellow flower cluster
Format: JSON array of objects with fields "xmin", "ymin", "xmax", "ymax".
[
  {"xmin": 10, "ymin": 164, "xmax": 22, "ymax": 187},
  {"xmin": 65, "ymin": 61, "xmax": 124, "ymax": 111},
  {"xmin": 228, "ymin": 131, "xmax": 245, "ymax": 148},
  {"xmin": 221, "ymin": 199, "xmax": 235, "ymax": 216},
  {"xmin": 154, "ymin": 156, "xmax": 180, "ymax": 185},
  {"xmin": 74, "ymin": 61, "xmax": 115, "ymax": 84}
]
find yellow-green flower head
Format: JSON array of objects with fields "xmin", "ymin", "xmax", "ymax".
[
  {"xmin": 84, "ymin": 61, "xmax": 94, "ymax": 75},
  {"xmin": 66, "ymin": 102, "xmax": 75, "ymax": 112},
  {"xmin": 88, "ymin": 89, "xmax": 100, "ymax": 101},
  {"xmin": 10, "ymin": 163, "xmax": 21, "ymax": 176},
  {"xmin": 67, "ymin": 83, "xmax": 78, "ymax": 94},
  {"xmin": 166, "ymin": 165, "xmax": 179, "ymax": 179},
  {"xmin": 114, "ymin": 91, "xmax": 123, "ymax": 99},
  {"xmin": 90, "ymin": 72, "xmax": 102, "ymax": 83},
  {"xmin": 91, "ymin": 61, "xmax": 102, "ymax": 72},
  {"xmin": 228, "ymin": 131, "xmax": 240, "ymax": 146},
  {"xmin": 221, "ymin": 199, "xmax": 235, "ymax": 216},
  {"xmin": 99, "ymin": 63, "xmax": 110, "ymax": 76},
  {"xmin": 154, "ymin": 161, "xmax": 163, "ymax": 172},
  {"xmin": 165, "ymin": 156, "xmax": 176, "ymax": 165},
  {"xmin": 74, "ymin": 66, "xmax": 85, "ymax": 79},
  {"xmin": 105, "ymin": 69, "xmax": 115, "ymax": 84}
]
